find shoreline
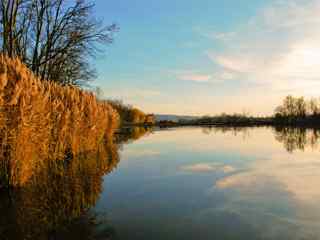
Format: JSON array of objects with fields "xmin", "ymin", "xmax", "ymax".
[{"xmin": 123, "ymin": 120, "xmax": 320, "ymax": 129}]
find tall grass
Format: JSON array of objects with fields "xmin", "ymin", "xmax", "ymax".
[{"xmin": 0, "ymin": 55, "xmax": 119, "ymax": 187}]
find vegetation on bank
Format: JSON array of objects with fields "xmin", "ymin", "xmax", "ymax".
[
  {"xmin": 108, "ymin": 99, "xmax": 155, "ymax": 126},
  {"xmin": 0, "ymin": 55, "xmax": 152, "ymax": 237},
  {"xmin": 157, "ymin": 113, "xmax": 272, "ymax": 127},
  {"xmin": 157, "ymin": 96, "xmax": 320, "ymax": 127},
  {"xmin": 0, "ymin": 55, "xmax": 153, "ymax": 188},
  {"xmin": 0, "ymin": 0, "xmax": 142, "ymax": 190},
  {"xmin": 0, "ymin": 55, "xmax": 119, "ymax": 187},
  {"xmin": 274, "ymin": 95, "xmax": 320, "ymax": 125}
]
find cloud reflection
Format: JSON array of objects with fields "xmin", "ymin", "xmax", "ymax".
[
  {"xmin": 215, "ymin": 150, "xmax": 320, "ymax": 206},
  {"xmin": 181, "ymin": 163, "xmax": 236, "ymax": 173}
]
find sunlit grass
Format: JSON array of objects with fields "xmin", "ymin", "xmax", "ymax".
[{"xmin": 0, "ymin": 55, "xmax": 119, "ymax": 187}]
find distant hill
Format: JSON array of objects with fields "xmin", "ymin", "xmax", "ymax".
[{"xmin": 155, "ymin": 114, "xmax": 200, "ymax": 122}]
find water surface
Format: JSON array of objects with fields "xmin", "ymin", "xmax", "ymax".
[{"xmin": 1, "ymin": 126, "xmax": 320, "ymax": 239}]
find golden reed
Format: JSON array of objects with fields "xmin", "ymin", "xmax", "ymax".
[{"xmin": 0, "ymin": 55, "xmax": 119, "ymax": 187}]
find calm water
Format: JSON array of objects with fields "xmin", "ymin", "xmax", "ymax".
[{"xmin": 1, "ymin": 126, "xmax": 320, "ymax": 239}]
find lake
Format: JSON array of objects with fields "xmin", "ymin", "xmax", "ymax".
[{"xmin": 1, "ymin": 126, "xmax": 320, "ymax": 239}]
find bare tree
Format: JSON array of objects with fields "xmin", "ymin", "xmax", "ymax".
[{"xmin": 0, "ymin": 0, "xmax": 117, "ymax": 86}]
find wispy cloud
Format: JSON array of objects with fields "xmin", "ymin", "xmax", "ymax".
[
  {"xmin": 193, "ymin": 25, "xmax": 236, "ymax": 42},
  {"xmin": 207, "ymin": 0, "xmax": 320, "ymax": 97},
  {"xmin": 204, "ymin": 31, "xmax": 236, "ymax": 42},
  {"xmin": 178, "ymin": 73, "xmax": 212, "ymax": 82},
  {"xmin": 174, "ymin": 70, "xmax": 235, "ymax": 83}
]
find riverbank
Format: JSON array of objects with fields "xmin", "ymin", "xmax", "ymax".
[
  {"xmin": 154, "ymin": 117, "xmax": 320, "ymax": 128},
  {"xmin": 0, "ymin": 55, "xmax": 119, "ymax": 187}
]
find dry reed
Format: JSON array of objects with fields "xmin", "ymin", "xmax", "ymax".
[{"xmin": 0, "ymin": 55, "xmax": 119, "ymax": 187}]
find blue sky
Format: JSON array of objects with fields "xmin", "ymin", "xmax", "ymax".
[{"xmin": 92, "ymin": 0, "xmax": 320, "ymax": 115}]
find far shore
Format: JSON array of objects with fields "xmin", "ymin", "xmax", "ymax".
[{"xmin": 121, "ymin": 115, "xmax": 320, "ymax": 129}]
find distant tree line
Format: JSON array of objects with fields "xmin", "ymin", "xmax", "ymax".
[
  {"xmin": 0, "ymin": 0, "xmax": 117, "ymax": 86},
  {"xmin": 158, "ymin": 95, "xmax": 320, "ymax": 127},
  {"xmin": 173, "ymin": 113, "xmax": 272, "ymax": 126},
  {"xmin": 107, "ymin": 100, "xmax": 155, "ymax": 126},
  {"xmin": 274, "ymin": 95, "xmax": 320, "ymax": 124}
]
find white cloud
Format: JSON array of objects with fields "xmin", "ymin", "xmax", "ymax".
[
  {"xmin": 175, "ymin": 69, "xmax": 235, "ymax": 83},
  {"xmin": 178, "ymin": 73, "xmax": 212, "ymax": 82},
  {"xmin": 208, "ymin": 0, "xmax": 320, "ymax": 97}
]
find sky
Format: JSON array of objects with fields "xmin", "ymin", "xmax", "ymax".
[{"xmin": 93, "ymin": 0, "xmax": 320, "ymax": 116}]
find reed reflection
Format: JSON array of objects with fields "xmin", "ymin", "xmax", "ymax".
[
  {"xmin": 0, "ymin": 140, "xmax": 119, "ymax": 239},
  {"xmin": 0, "ymin": 124, "xmax": 151, "ymax": 239},
  {"xmin": 115, "ymin": 126, "xmax": 154, "ymax": 144}
]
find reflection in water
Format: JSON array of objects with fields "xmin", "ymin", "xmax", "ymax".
[
  {"xmin": 0, "ymin": 145, "xmax": 119, "ymax": 239},
  {"xmin": 115, "ymin": 126, "xmax": 154, "ymax": 144},
  {"xmin": 1, "ymin": 124, "xmax": 320, "ymax": 239},
  {"xmin": 273, "ymin": 127, "xmax": 320, "ymax": 153},
  {"xmin": 98, "ymin": 126, "xmax": 320, "ymax": 240},
  {"xmin": 201, "ymin": 126, "xmax": 320, "ymax": 153},
  {"xmin": 101, "ymin": 127, "xmax": 320, "ymax": 240},
  {"xmin": 201, "ymin": 126, "xmax": 252, "ymax": 142},
  {"xmin": 0, "ymin": 120, "xmax": 150, "ymax": 239}
]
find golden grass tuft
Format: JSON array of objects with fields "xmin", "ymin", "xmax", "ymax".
[{"xmin": 0, "ymin": 55, "xmax": 120, "ymax": 186}]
